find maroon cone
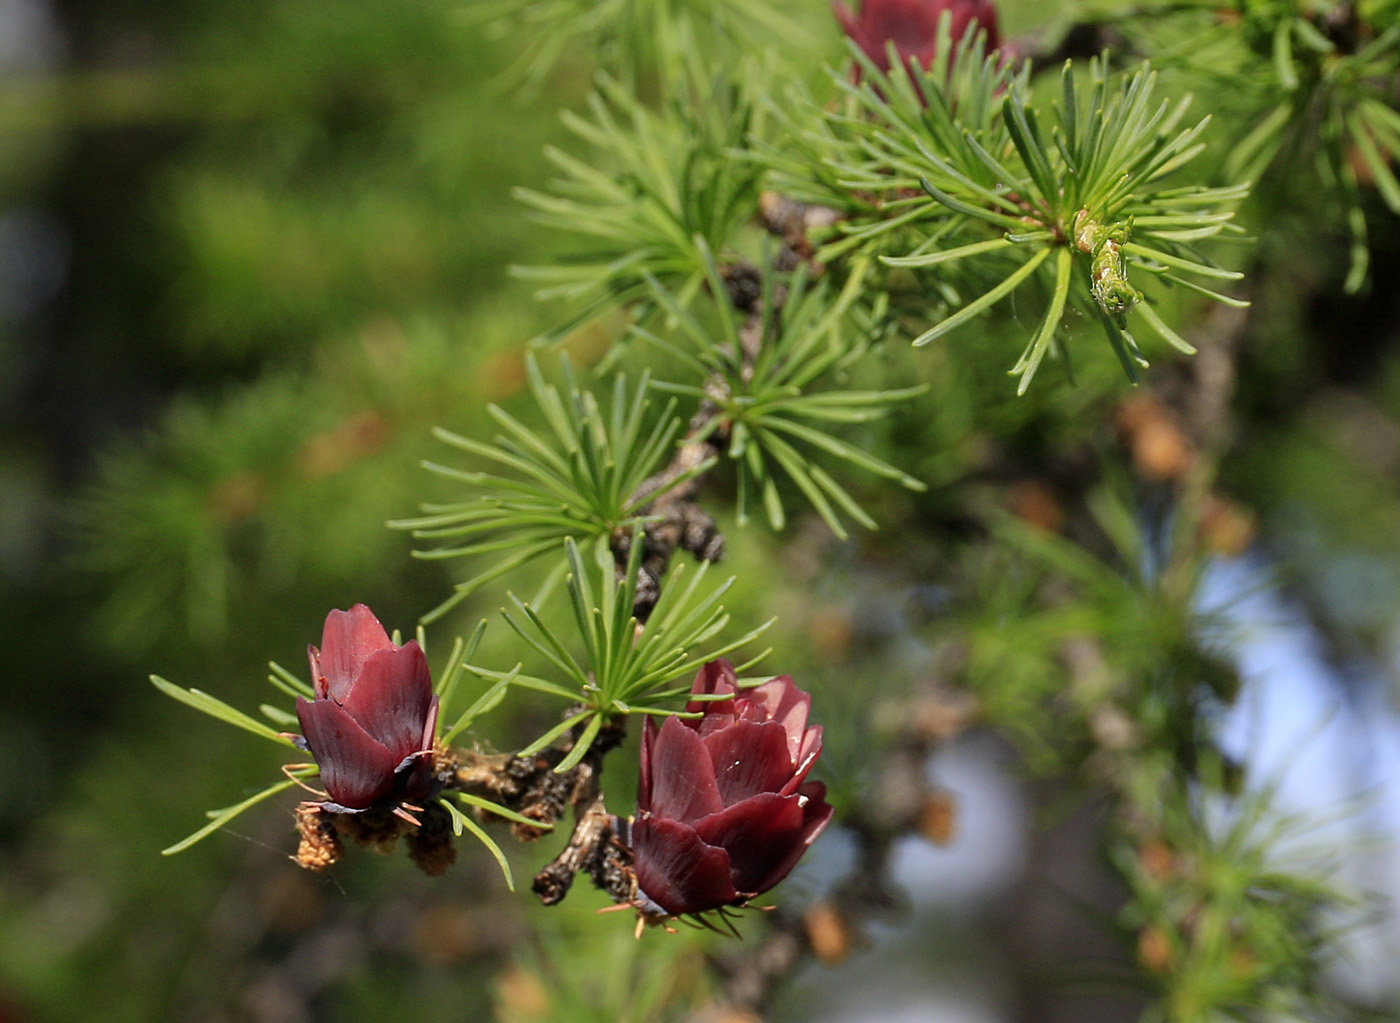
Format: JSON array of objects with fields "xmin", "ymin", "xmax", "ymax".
[
  {"xmin": 835, "ymin": 0, "xmax": 1000, "ymax": 73},
  {"xmin": 295, "ymin": 604, "xmax": 439, "ymax": 812},
  {"xmin": 631, "ymin": 660, "xmax": 833, "ymax": 917}
]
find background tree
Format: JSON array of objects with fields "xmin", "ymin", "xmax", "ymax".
[{"xmin": 2, "ymin": 1, "xmax": 1399, "ymax": 1021}]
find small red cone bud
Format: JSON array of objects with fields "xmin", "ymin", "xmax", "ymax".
[
  {"xmin": 835, "ymin": 0, "xmax": 1001, "ymax": 73},
  {"xmin": 294, "ymin": 604, "xmax": 440, "ymax": 814},
  {"xmin": 629, "ymin": 661, "xmax": 833, "ymax": 918}
]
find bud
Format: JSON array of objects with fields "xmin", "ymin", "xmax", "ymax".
[
  {"xmin": 294, "ymin": 604, "xmax": 439, "ymax": 813},
  {"xmin": 834, "ymin": 0, "xmax": 1000, "ymax": 74},
  {"xmin": 630, "ymin": 660, "xmax": 834, "ymax": 918}
]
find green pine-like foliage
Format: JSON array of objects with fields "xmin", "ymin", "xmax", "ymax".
[{"xmin": 7, "ymin": 1, "xmax": 1400, "ymax": 1021}]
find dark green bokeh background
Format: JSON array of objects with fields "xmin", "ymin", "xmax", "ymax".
[{"xmin": 0, "ymin": 2, "xmax": 592, "ymax": 1017}]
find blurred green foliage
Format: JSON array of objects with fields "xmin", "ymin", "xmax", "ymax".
[
  {"xmin": 3, "ymin": 0, "xmax": 1400, "ymax": 1021},
  {"xmin": 0, "ymin": 0, "xmax": 587, "ymax": 1017}
]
